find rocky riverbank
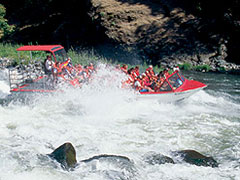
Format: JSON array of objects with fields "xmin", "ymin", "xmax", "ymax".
[{"xmin": 1, "ymin": 55, "xmax": 240, "ymax": 75}]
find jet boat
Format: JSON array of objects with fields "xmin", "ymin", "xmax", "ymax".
[
  {"xmin": 9, "ymin": 45, "xmax": 77, "ymax": 94},
  {"xmin": 138, "ymin": 71, "xmax": 207, "ymax": 102},
  {"xmin": 8, "ymin": 45, "xmax": 207, "ymax": 103}
]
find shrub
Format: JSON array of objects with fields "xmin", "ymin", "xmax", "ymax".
[
  {"xmin": 67, "ymin": 47, "xmax": 108, "ymax": 66},
  {"xmin": 178, "ymin": 63, "xmax": 192, "ymax": 70},
  {"xmin": 0, "ymin": 4, "xmax": 15, "ymax": 40},
  {"xmin": 194, "ymin": 64, "xmax": 211, "ymax": 72}
]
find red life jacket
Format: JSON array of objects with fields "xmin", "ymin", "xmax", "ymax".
[
  {"xmin": 142, "ymin": 76, "xmax": 151, "ymax": 87},
  {"xmin": 134, "ymin": 68, "xmax": 140, "ymax": 77},
  {"xmin": 134, "ymin": 79, "xmax": 143, "ymax": 91},
  {"xmin": 121, "ymin": 67, "xmax": 128, "ymax": 74},
  {"xmin": 53, "ymin": 63, "xmax": 62, "ymax": 73},
  {"xmin": 145, "ymin": 67, "xmax": 155, "ymax": 77}
]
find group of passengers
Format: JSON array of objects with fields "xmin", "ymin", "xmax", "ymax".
[
  {"xmin": 119, "ymin": 64, "xmax": 180, "ymax": 92},
  {"xmin": 44, "ymin": 55, "xmax": 95, "ymax": 86},
  {"xmin": 44, "ymin": 55, "xmax": 180, "ymax": 91}
]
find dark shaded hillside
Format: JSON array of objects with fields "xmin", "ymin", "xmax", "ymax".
[
  {"xmin": 1, "ymin": 0, "xmax": 240, "ymax": 65},
  {"xmin": 1, "ymin": 0, "xmax": 107, "ymax": 48}
]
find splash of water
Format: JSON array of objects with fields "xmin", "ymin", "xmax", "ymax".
[
  {"xmin": 0, "ymin": 69, "xmax": 10, "ymax": 98},
  {"xmin": 0, "ymin": 65, "xmax": 239, "ymax": 179}
]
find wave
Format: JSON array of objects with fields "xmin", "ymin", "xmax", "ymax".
[{"xmin": 0, "ymin": 69, "xmax": 10, "ymax": 98}]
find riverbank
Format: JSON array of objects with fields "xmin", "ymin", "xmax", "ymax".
[
  {"xmin": 0, "ymin": 43, "xmax": 240, "ymax": 75},
  {"xmin": 1, "ymin": 55, "xmax": 240, "ymax": 75}
]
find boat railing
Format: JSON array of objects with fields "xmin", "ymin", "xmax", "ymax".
[{"xmin": 9, "ymin": 59, "xmax": 46, "ymax": 90}]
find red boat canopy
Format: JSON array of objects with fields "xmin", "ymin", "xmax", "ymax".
[{"xmin": 16, "ymin": 45, "xmax": 64, "ymax": 53}]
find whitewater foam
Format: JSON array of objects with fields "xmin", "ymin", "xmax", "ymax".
[
  {"xmin": 0, "ymin": 69, "xmax": 10, "ymax": 98},
  {"xmin": 0, "ymin": 65, "xmax": 239, "ymax": 180}
]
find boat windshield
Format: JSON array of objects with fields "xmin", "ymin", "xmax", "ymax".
[
  {"xmin": 178, "ymin": 72, "xmax": 185, "ymax": 82},
  {"xmin": 168, "ymin": 72, "xmax": 183, "ymax": 90},
  {"xmin": 159, "ymin": 80, "xmax": 172, "ymax": 92},
  {"xmin": 54, "ymin": 49, "xmax": 68, "ymax": 63}
]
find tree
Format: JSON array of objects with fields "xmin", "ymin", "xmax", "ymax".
[{"xmin": 0, "ymin": 4, "xmax": 15, "ymax": 40}]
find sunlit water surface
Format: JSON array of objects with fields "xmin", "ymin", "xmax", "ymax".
[{"xmin": 0, "ymin": 65, "xmax": 239, "ymax": 180}]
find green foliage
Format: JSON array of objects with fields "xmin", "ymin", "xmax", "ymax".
[
  {"xmin": 111, "ymin": 21, "xmax": 116, "ymax": 26},
  {"xmin": 100, "ymin": 12, "xmax": 105, "ymax": 17},
  {"xmin": 217, "ymin": 66, "xmax": 226, "ymax": 72},
  {"xmin": 0, "ymin": 4, "xmax": 15, "ymax": 40},
  {"xmin": 194, "ymin": 64, "xmax": 211, "ymax": 72},
  {"xmin": 178, "ymin": 63, "xmax": 192, "ymax": 70},
  {"xmin": 0, "ymin": 43, "xmax": 47, "ymax": 65},
  {"xmin": 0, "ymin": 43, "xmax": 19, "ymax": 59},
  {"xmin": 67, "ymin": 47, "xmax": 108, "ymax": 66}
]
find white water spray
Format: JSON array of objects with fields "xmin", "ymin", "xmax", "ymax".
[
  {"xmin": 0, "ymin": 65, "xmax": 239, "ymax": 180},
  {"xmin": 0, "ymin": 69, "xmax": 10, "ymax": 98}
]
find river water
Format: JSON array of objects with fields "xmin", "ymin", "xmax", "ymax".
[{"xmin": 0, "ymin": 65, "xmax": 239, "ymax": 180}]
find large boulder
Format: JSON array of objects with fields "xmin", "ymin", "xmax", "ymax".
[
  {"xmin": 172, "ymin": 150, "xmax": 219, "ymax": 168},
  {"xmin": 48, "ymin": 142, "xmax": 136, "ymax": 178},
  {"xmin": 48, "ymin": 142, "xmax": 77, "ymax": 170}
]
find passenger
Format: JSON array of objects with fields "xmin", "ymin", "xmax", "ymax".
[
  {"xmin": 121, "ymin": 64, "xmax": 128, "ymax": 74},
  {"xmin": 133, "ymin": 66, "xmax": 140, "ymax": 78},
  {"xmin": 60, "ymin": 58, "xmax": 75, "ymax": 80},
  {"xmin": 163, "ymin": 68, "xmax": 170, "ymax": 78},
  {"xmin": 173, "ymin": 65, "xmax": 180, "ymax": 72},
  {"xmin": 75, "ymin": 64, "xmax": 83, "ymax": 75},
  {"xmin": 83, "ymin": 66, "xmax": 90, "ymax": 80},
  {"xmin": 126, "ymin": 68, "xmax": 135, "ymax": 85},
  {"xmin": 61, "ymin": 57, "xmax": 71, "ymax": 69},
  {"xmin": 44, "ymin": 55, "xmax": 53, "ymax": 74},
  {"xmin": 134, "ymin": 76, "xmax": 143, "ymax": 91},
  {"xmin": 140, "ymin": 73, "xmax": 154, "ymax": 92},
  {"xmin": 87, "ymin": 63, "xmax": 95, "ymax": 74},
  {"xmin": 145, "ymin": 65, "xmax": 155, "ymax": 77},
  {"xmin": 52, "ymin": 62, "xmax": 63, "ymax": 85}
]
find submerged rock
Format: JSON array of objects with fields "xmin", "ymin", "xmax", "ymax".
[
  {"xmin": 48, "ymin": 142, "xmax": 77, "ymax": 170},
  {"xmin": 142, "ymin": 151, "xmax": 174, "ymax": 165},
  {"xmin": 172, "ymin": 150, "xmax": 219, "ymax": 168},
  {"xmin": 80, "ymin": 154, "xmax": 137, "ymax": 179},
  {"xmin": 81, "ymin": 154, "xmax": 134, "ymax": 169}
]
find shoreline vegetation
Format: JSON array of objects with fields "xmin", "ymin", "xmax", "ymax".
[{"xmin": 0, "ymin": 43, "xmax": 240, "ymax": 75}]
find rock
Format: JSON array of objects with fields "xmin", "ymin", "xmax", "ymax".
[
  {"xmin": 81, "ymin": 154, "xmax": 137, "ymax": 177},
  {"xmin": 48, "ymin": 142, "xmax": 77, "ymax": 170},
  {"xmin": 197, "ymin": 53, "xmax": 216, "ymax": 65},
  {"xmin": 172, "ymin": 150, "xmax": 219, "ymax": 168},
  {"xmin": 142, "ymin": 151, "xmax": 174, "ymax": 165},
  {"xmin": 218, "ymin": 43, "xmax": 228, "ymax": 59},
  {"xmin": 81, "ymin": 154, "xmax": 131, "ymax": 164},
  {"xmin": 47, "ymin": 142, "xmax": 219, "ymax": 173}
]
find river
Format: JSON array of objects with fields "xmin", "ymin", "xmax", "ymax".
[{"xmin": 0, "ymin": 65, "xmax": 239, "ymax": 180}]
